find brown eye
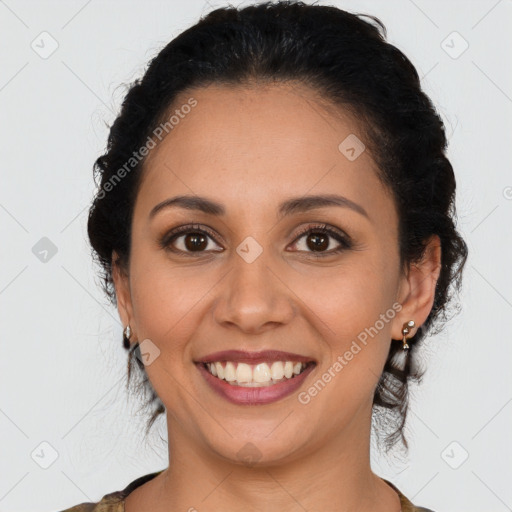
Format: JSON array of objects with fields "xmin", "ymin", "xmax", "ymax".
[
  {"xmin": 182, "ymin": 232, "xmax": 208, "ymax": 251},
  {"xmin": 306, "ymin": 232, "xmax": 329, "ymax": 251},
  {"xmin": 290, "ymin": 224, "xmax": 352, "ymax": 255},
  {"xmin": 160, "ymin": 224, "xmax": 223, "ymax": 256}
]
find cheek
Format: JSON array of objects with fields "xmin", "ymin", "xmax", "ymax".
[
  {"xmin": 128, "ymin": 261, "xmax": 205, "ymax": 409},
  {"xmin": 128, "ymin": 251, "xmax": 207, "ymax": 359},
  {"xmin": 300, "ymin": 272, "xmax": 395, "ymax": 415},
  {"xmin": 305, "ymin": 260, "xmax": 395, "ymax": 335},
  {"xmin": 297, "ymin": 254, "xmax": 397, "ymax": 389}
]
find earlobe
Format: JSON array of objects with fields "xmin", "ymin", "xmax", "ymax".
[{"xmin": 391, "ymin": 235, "xmax": 442, "ymax": 341}]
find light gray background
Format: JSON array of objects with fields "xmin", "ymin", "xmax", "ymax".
[{"xmin": 1, "ymin": 1, "xmax": 511, "ymax": 511}]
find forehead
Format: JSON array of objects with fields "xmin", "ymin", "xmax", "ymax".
[
  {"xmin": 135, "ymin": 82, "xmax": 396, "ymax": 226},
  {"xmin": 145, "ymin": 82, "xmax": 366, "ymax": 171}
]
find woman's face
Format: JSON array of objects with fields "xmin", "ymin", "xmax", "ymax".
[{"xmin": 114, "ymin": 82, "xmax": 439, "ymax": 466}]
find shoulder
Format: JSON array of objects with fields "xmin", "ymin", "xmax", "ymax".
[
  {"xmin": 403, "ymin": 496, "xmax": 437, "ymax": 512},
  {"xmin": 55, "ymin": 492, "xmax": 123, "ymax": 512},
  {"xmin": 402, "ymin": 496, "xmax": 437, "ymax": 512},
  {"xmin": 382, "ymin": 478, "xmax": 437, "ymax": 512},
  {"xmin": 54, "ymin": 470, "xmax": 165, "ymax": 512},
  {"xmin": 57, "ymin": 505, "xmax": 103, "ymax": 512}
]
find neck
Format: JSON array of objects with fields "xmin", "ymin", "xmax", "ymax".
[{"xmin": 148, "ymin": 405, "xmax": 401, "ymax": 512}]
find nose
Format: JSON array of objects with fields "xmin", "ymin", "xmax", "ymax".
[{"xmin": 212, "ymin": 250, "xmax": 296, "ymax": 334}]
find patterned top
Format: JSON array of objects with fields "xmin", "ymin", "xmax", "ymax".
[{"xmin": 56, "ymin": 470, "xmax": 435, "ymax": 511}]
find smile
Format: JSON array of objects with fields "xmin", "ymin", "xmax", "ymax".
[
  {"xmin": 196, "ymin": 360, "xmax": 316, "ymax": 405},
  {"xmin": 203, "ymin": 360, "xmax": 312, "ymax": 387}
]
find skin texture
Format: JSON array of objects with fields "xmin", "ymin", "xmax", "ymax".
[{"xmin": 114, "ymin": 82, "xmax": 441, "ymax": 512}]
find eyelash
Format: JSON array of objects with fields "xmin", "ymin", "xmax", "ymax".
[{"xmin": 159, "ymin": 223, "xmax": 352, "ymax": 258}]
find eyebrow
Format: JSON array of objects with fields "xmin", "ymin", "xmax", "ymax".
[{"xmin": 149, "ymin": 193, "xmax": 369, "ymax": 220}]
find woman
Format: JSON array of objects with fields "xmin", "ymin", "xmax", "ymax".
[{"xmin": 58, "ymin": 1, "xmax": 468, "ymax": 511}]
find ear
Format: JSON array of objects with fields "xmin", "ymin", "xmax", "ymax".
[
  {"xmin": 112, "ymin": 250, "xmax": 134, "ymax": 332},
  {"xmin": 391, "ymin": 235, "xmax": 442, "ymax": 340}
]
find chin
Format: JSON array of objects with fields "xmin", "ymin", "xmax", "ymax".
[{"xmin": 205, "ymin": 430, "xmax": 308, "ymax": 469}]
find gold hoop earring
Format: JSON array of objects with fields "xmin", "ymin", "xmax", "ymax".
[{"xmin": 402, "ymin": 320, "xmax": 415, "ymax": 351}]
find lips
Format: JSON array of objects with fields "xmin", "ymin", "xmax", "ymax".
[
  {"xmin": 195, "ymin": 349, "xmax": 316, "ymax": 365},
  {"xmin": 196, "ymin": 360, "xmax": 316, "ymax": 405}
]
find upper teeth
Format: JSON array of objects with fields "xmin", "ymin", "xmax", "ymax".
[{"xmin": 205, "ymin": 361, "xmax": 307, "ymax": 386}]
